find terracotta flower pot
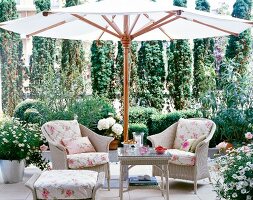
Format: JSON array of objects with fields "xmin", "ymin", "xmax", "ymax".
[{"xmin": 109, "ymin": 139, "xmax": 119, "ymax": 150}]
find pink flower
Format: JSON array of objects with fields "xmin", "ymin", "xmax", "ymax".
[
  {"xmin": 182, "ymin": 141, "xmax": 190, "ymax": 149},
  {"xmin": 242, "ymin": 146, "xmax": 250, "ymax": 152},
  {"xmin": 42, "ymin": 189, "xmax": 49, "ymax": 199},
  {"xmin": 65, "ymin": 189, "xmax": 73, "ymax": 197},
  {"xmin": 171, "ymin": 155, "xmax": 178, "ymax": 161},
  {"xmin": 216, "ymin": 142, "xmax": 227, "ymax": 150},
  {"xmin": 245, "ymin": 132, "xmax": 253, "ymax": 140},
  {"xmin": 40, "ymin": 144, "xmax": 48, "ymax": 152}
]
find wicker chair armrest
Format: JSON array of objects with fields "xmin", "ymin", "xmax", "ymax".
[
  {"xmin": 195, "ymin": 141, "xmax": 209, "ymax": 167},
  {"xmin": 25, "ymin": 173, "xmax": 41, "ymax": 200},
  {"xmin": 80, "ymin": 125, "xmax": 113, "ymax": 152},
  {"xmin": 48, "ymin": 142, "xmax": 68, "ymax": 169},
  {"xmin": 147, "ymin": 123, "xmax": 177, "ymax": 148}
]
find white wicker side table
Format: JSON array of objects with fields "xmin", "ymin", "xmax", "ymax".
[{"xmin": 118, "ymin": 148, "xmax": 171, "ymax": 200}]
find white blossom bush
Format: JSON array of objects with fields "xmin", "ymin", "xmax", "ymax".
[
  {"xmin": 0, "ymin": 117, "xmax": 49, "ymax": 170},
  {"xmin": 214, "ymin": 144, "xmax": 253, "ymax": 200},
  {"xmin": 97, "ymin": 117, "xmax": 123, "ymax": 140}
]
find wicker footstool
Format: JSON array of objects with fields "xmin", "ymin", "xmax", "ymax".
[{"xmin": 25, "ymin": 170, "xmax": 105, "ymax": 200}]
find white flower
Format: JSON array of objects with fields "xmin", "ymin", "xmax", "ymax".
[
  {"xmin": 97, "ymin": 119, "xmax": 110, "ymax": 130},
  {"xmin": 112, "ymin": 123, "xmax": 123, "ymax": 135},
  {"xmin": 246, "ymin": 195, "xmax": 252, "ymax": 200},
  {"xmin": 232, "ymin": 193, "xmax": 238, "ymax": 198},
  {"xmin": 106, "ymin": 117, "xmax": 116, "ymax": 127},
  {"xmin": 241, "ymin": 189, "xmax": 247, "ymax": 194}
]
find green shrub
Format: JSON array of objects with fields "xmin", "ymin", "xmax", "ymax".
[
  {"xmin": 68, "ymin": 96, "xmax": 115, "ymax": 131},
  {"xmin": 128, "ymin": 123, "xmax": 149, "ymax": 145},
  {"xmin": 24, "ymin": 108, "xmax": 43, "ymax": 124},
  {"xmin": 129, "ymin": 106, "xmax": 158, "ymax": 124},
  {"xmin": 14, "ymin": 99, "xmax": 48, "ymax": 125},
  {"xmin": 147, "ymin": 109, "xmax": 202, "ymax": 135}
]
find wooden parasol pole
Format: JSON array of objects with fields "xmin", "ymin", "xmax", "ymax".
[{"xmin": 121, "ymin": 35, "xmax": 131, "ymax": 142}]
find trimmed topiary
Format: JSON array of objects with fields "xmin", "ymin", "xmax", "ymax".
[
  {"xmin": 14, "ymin": 99, "xmax": 48, "ymax": 124},
  {"xmin": 129, "ymin": 106, "xmax": 158, "ymax": 124}
]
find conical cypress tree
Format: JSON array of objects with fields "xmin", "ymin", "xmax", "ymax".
[
  {"xmin": 61, "ymin": 0, "xmax": 85, "ymax": 95},
  {"xmin": 90, "ymin": 41, "xmax": 115, "ymax": 99},
  {"xmin": 167, "ymin": 0, "xmax": 193, "ymax": 110},
  {"xmin": 30, "ymin": 0, "xmax": 56, "ymax": 98},
  {"xmin": 226, "ymin": 0, "xmax": 252, "ymax": 76},
  {"xmin": 193, "ymin": 0, "xmax": 215, "ymax": 99},
  {"xmin": 0, "ymin": 0, "xmax": 23, "ymax": 116},
  {"xmin": 137, "ymin": 41, "xmax": 165, "ymax": 110}
]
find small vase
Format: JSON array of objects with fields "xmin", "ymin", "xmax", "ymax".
[
  {"xmin": 0, "ymin": 159, "xmax": 25, "ymax": 183},
  {"xmin": 109, "ymin": 139, "xmax": 119, "ymax": 150}
]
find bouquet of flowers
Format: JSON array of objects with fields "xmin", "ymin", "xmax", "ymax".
[
  {"xmin": 214, "ymin": 143, "xmax": 253, "ymax": 200},
  {"xmin": 97, "ymin": 116, "xmax": 123, "ymax": 140}
]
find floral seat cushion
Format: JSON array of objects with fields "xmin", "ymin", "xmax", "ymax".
[
  {"xmin": 67, "ymin": 152, "xmax": 109, "ymax": 169},
  {"xmin": 34, "ymin": 170, "xmax": 98, "ymax": 199},
  {"xmin": 174, "ymin": 118, "xmax": 213, "ymax": 149},
  {"xmin": 43, "ymin": 120, "xmax": 82, "ymax": 143},
  {"xmin": 168, "ymin": 149, "xmax": 196, "ymax": 166}
]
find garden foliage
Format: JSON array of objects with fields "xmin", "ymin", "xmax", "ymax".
[
  {"xmin": 137, "ymin": 41, "xmax": 165, "ymax": 110},
  {"xmin": 147, "ymin": 109, "xmax": 202, "ymax": 136},
  {"xmin": 91, "ymin": 41, "xmax": 115, "ymax": 99},
  {"xmin": 30, "ymin": 0, "xmax": 56, "ymax": 98},
  {"xmin": 214, "ymin": 144, "xmax": 253, "ymax": 199},
  {"xmin": 226, "ymin": 0, "xmax": 252, "ymax": 77},
  {"xmin": 129, "ymin": 106, "xmax": 158, "ymax": 124},
  {"xmin": 193, "ymin": 0, "xmax": 216, "ymax": 99},
  {"xmin": 0, "ymin": 0, "xmax": 23, "ymax": 116}
]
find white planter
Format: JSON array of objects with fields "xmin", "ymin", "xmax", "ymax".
[{"xmin": 0, "ymin": 159, "xmax": 25, "ymax": 183}]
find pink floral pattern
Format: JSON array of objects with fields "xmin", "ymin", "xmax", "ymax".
[
  {"xmin": 67, "ymin": 152, "xmax": 109, "ymax": 169},
  {"xmin": 34, "ymin": 170, "xmax": 98, "ymax": 199},
  {"xmin": 61, "ymin": 136, "xmax": 96, "ymax": 154},
  {"xmin": 174, "ymin": 118, "xmax": 213, "ymax": 149},
  {"xmin": 43, "ymin": 120, "xmax": 81, "ymax": 143},
  {"xmin": 168, "ymin": 149, "xmax": 196, "ymax": 166}
]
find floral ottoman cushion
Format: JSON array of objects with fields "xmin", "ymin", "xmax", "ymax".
[
  {"xmin": 34, "ymin": 170, "xmax": 99, "ymax": 199},
  {"xmin": 67, "ymin": 152, "xmax": 109, "ymax": 169}
]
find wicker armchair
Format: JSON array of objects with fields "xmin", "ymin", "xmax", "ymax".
[
  {"xmin": 147, "ymin": 118, "xmax": 216, "ymax": 194},
  {"xmin": 41, "ymin": 120, "xmax": 113, "ymax": 190}
]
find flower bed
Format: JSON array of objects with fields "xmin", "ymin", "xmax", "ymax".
[{"xmin": 214, "ymin": 144, "xmax": 253, "ymax": 199}]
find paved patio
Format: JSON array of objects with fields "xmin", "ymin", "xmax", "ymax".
[{"xmin": 0, "ymin": 161, "xmax": 218, "ymax": 200}]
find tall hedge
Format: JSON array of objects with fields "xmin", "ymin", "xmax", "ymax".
[
  {"xmin": 137, "ymin": 41, "xmax": 165, "ymax": 110},
  {"xmin": 193, "ymin": 0, "xmax": 216, "ymax": 99},
  {"xmin": 30, "ymin": 0, "xmax": 56, "ymax": 98},
  {"xmin": 0, "ymin": 0, "xmax": 23, "ymax": 116},
  {"xmin": 90, "ymin": 41, "xmax": 115, "ymax": 99},
  {"xmin": 167, "ymin": 0, "xmax": 193, "ymax": 110},
  {"xmin": 226, "ymin": 0, "xmax": 252, "ymax": 76},
  {"xmin": 61, "ymin": 0, "xmax": 85, "ymax": 96}
]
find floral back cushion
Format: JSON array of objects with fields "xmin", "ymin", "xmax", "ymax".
[
  {"xmin": 61, "ymin": 137, "xmax": 96, "ymax": 154},
  {"xmin": 43, "ymin": 120, "xmax": 82, "ymax": 143},
  {"xmin": 174, "ymin": 118, "xmax": 213, "ymax": 149}
]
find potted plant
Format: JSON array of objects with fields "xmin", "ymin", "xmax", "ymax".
[
  {"xmin": 0, "ymin": 117, "xmax": 49, "ymax": 183},
  {"xmin": 97, "ymin": 115, "xmax": 123, "ymax": 150}
]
